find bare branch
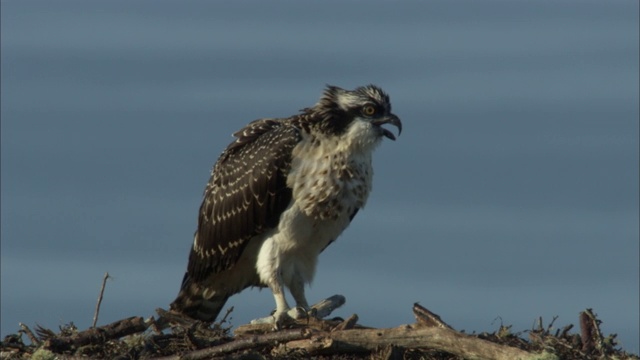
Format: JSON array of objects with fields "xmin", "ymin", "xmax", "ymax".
[
  {"xmin": 43, "ymin": 316, "xmax": 148, "ymax": 352},
  {"xmin": 282, "ymin": 324, "xmax": 539, "ymax": 360},
  {"xmin": 413, "ymin": 303, "xmax": 453, "ymax": 329},
  {"xmin": 92, "ymin": 272, "xmax": 111, "ymax": 328},
  {"xmin": 18, "ymin": 323, "xmax": 40, "ymax": 346}
]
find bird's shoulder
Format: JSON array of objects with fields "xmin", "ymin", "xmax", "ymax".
[{"xmin": 222, "ymin": 118, "xmax": 303, "ymax": 158}]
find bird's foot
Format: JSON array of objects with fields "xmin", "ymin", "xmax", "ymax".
[
  {"xmin": 248, "ymin": 306, "xmax": 314, "ymax": 329},
  {"xmin": 272, "ymin": 308, "xmax": 297, "ymax": 330},
  {"xmin": 249, "ymin": 295, "xmax": 346, "ymax": 327},
  {"xmin": 287, "ymin": 305, "xmax": 316, "ymax": 320},
  {"xmin": 249, "ymin": 308, "xmax": 294, "ymax": 328},
  {"xmin": 274, "ymin": 306, "xmax": 320, "ymax": 329}
]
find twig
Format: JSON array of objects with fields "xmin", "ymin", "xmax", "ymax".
[
  {"xmin": 560, "ymin": 324, "xmax": 574, "ymax": 338},
  {"xmin": 547, "ymin": 315, "xmax": 559, "ymax": 334},
  {"xmin": 92, "ymin": 272, "xmax": 111, "ymax": 328},
  {"xmin": 18, "ymin": 323, "xmax": 40, "ymax": 346},
  {"xmin": 219, "ymin": 306, "xmax": 234, "ymax": 324}
]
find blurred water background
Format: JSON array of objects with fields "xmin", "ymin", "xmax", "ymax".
[{"xmin": 2, "ymin": 0, "xmax": 638, "ymax": 353}]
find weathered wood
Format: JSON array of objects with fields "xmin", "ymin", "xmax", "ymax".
[
  {"xmin": 187, "ymin": 304, "xmax": 547, "ymax": 360},
  {"xmin": 332, "ymin": 314, "xmax": 359, "ymax": 331},
  {"xmin": 580, "ymin": 308, "xmax": 603, "ymax": 354},
  {"xmin": 377, "ymin": 344, "xmax": 405, "ymax": 360},
  {"xmin": 279, "ymin": 324, "xmax": 544, "ymax": 360},
  {"xmin": 311, "ymin": 294, "xmax": 346, "ymax": 319},
  {"xmin": 235, "ymin": 312, "xmax": 371, "ymax": 337},
  {"xmin": 92, "ymin": 272, "xmax": 110, "ymax": 328},
  {"xmin": 274, "ymin": 336, "xmax": 337, "ymax": 356},
  {"xmin": 151, "ymin": 328, "xmax": 313, "ymax": 360},
  {"xmin": 19, "ymin": 323, "xmax": 40, "ymax": 346},
  {"xmin": 413, "ymin": 303, "xmax": 453, "ymax": 329},
  {"xmin": 42, "ymin": 316, "xmax": 148, "ymax": 352},
  {"xmin": 10, "ymin": 303, "xmax": 628, "ymax": 359}
]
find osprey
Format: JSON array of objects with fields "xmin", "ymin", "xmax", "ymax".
[{"xmin": 170, "ymin": 85, "xmax": 401, "ymax": 325}]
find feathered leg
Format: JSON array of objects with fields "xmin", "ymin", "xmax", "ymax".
[
  {"xmin": 289, "ymin": 271, "xmax": 310, "ymax": 310},
  {"xmin": 268, "ymin": 272, "xmax": 294, "ymax": 328}
]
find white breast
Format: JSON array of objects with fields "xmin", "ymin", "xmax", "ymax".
[{"xmin": 255, "ymin": 122, "xmax": 379, "ymax": 288}]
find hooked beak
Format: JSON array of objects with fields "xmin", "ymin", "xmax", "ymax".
[{"xmin": 372, "ymin": 114, "xmax": 402, "ymax": 141}]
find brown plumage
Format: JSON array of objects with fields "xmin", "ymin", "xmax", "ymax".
[{"xmin": 170, "ymin": 85, "xmax": 401, "ymax": 323}]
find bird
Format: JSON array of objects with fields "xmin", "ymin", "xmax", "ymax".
[{"xmin": 170, "ymin": 84, "xmax": 402, "ymax": 326}]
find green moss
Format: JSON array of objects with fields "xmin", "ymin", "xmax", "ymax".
[
  {"xmin": 528, "ymin": 351, "xmax": 560, "ymax": 360},
  {"xmin": 30, "ymin": 348, "xmax": 57, "ymax": 360}
]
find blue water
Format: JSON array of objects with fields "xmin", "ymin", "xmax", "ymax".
[{"xmin": 2, "ymin": 0, "xmax": 638, "ymax": 353}]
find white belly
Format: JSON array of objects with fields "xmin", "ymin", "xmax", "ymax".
[
  {"xmin": 255, "ymin": 131, "xmax": 375, "ymax": 291},
  {"xmin": 255, "ymin": 201, "xmax": 352, "ymax": 287}
]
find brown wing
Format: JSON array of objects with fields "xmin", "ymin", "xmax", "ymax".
[{"xmin": 186, "ymin": 119, "xmax": 302, "ymax": 282}]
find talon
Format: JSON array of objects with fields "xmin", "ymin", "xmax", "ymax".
[
  {"xmin": 273, "ymin": 310, "xmax": 294, "ymax": 330},
  {"xmin": 308, "ymin": 307, "xmax": 318, "ymax": 318}
]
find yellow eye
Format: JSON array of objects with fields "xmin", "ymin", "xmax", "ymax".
[{"xmin": 362, "ymin": 105, "xmax": 376, "ymax": 116}]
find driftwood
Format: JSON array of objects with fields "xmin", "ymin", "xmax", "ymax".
[
  {"xmin": 262, "ymin": 303, "xmax": 539, "ymax": 360},
  {"xmin": 0, "ymin": 269, "xmax": 634, "ymax": 359},
  {"xmin": 38, "ymin": 316, "xmax": 148, "ymax": 353},
  {"xmin": 161, "ymin": 303, "xmax": 541, "ymax": 360},
  {"xmin": 580, "ymin": 308, "xmax": 608, "ymax": 355},
  {"xmin": 332, "ymin": 314, "xmax": 359, "ymax": 331},
  {"xmin": 274, "ymin": 325, "xmax": 538, "ymax": 359},
  {"xmin": 2, "ymin": 303, "xmax": 636, "ymax": 360},
  {"xmin": 151, "ymin": 328, "xmax": 313, "ymax": 360}
]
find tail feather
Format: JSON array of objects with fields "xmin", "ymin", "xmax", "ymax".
[{"xmin": 170, "ymin": 273, "xmax": 229, "ymax": 322}]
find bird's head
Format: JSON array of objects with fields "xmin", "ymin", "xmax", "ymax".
[{"xmin": 310, "ymin": 84, "xmax": 402, "ymax": 143}]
